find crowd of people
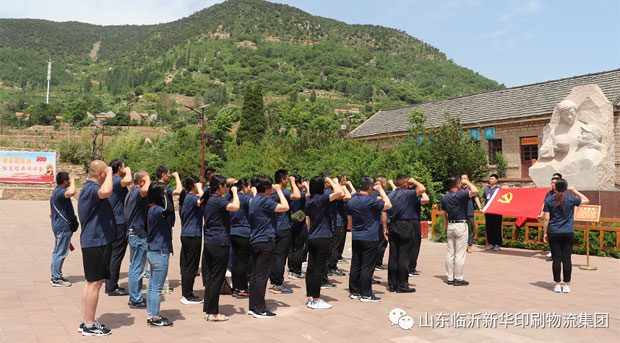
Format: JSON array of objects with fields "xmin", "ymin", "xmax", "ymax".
[{"xmin": 48, "ymin": 159, "xmax": 588, "ymax": 336}]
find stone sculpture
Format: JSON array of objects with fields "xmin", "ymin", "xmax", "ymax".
[{"xmin": 529, "ymin": 84, "xmax": 615, "ymax": 190}]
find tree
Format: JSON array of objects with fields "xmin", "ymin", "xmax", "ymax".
[
  {"xmin": 309, "ymin": 90, "xmax": 317, "ymax": 102},
  {"xmin": 237, "ymin": 83, "xmax": 266, "ymax": 144}
]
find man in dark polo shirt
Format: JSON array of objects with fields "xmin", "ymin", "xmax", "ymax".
[
  {"xmin": 385, "ymin": 175, "xmax": 426, "ymax": 293},
  {"xmin": 105, "ymin": 159, "xmax": 132, "ymax": 296},
  {"xmin": 50, "ymin": 171, "xmax": 77, "ymax": 287},
  {"xmin": 372, "ymin": 176, "xmax": 391, "ymax": 269},
  {"xmin": 156, "ymin": 165, "xmax": 183, "ymax": 228},
  {"xmin": 268, "ymin": 169, "xmax": 300, "ymax": 294},
  {"xmin": 460, "ymin": 174, "xmax": 482, "ymax": 254},
  {"xmin": 441, "ymin": 176, "xmax": 478, "ymax": 286},
  {"xmin": 346, "ymin": 177, "xmax": 392, "ymax": 302},
  {"xmin": 248, "ymin": 175, "xmax": 290, "ymax": 318},
  {"xmin": 124, "ymin": 170, "xmax": 150, "ymax": 308},
  {"xmin": 77, "ymin": 160, "xmax": 116, "ymax": 336}
]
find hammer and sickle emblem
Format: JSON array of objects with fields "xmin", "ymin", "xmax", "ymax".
[{"xmin": 497, "ymin": 192, "xmax": 513, "ymax": 204}]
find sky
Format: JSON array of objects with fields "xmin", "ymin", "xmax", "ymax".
[{"xmin": 1, "ymin": 0, "xmax": 618, "ymax": 87}]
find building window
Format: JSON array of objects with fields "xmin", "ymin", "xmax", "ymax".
[{"xmin": 488, "ymin": 139, "xmax": 502, "ymax": 165}]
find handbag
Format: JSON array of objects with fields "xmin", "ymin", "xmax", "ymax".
[{"xmin": 53, "ymin": 201, "xmax": 79, "ymax": 232}]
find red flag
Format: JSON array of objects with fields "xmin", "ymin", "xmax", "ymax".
[{"xmin": 483, "ymin": 187, "xmax": 551, "ymax": 218}]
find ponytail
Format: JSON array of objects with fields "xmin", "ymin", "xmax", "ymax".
[{"xmin": 554, "ymin": 179, "xmax": 568, "ymax": 211}]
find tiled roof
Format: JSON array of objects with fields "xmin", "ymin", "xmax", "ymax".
[{"xmin": 350, "ymin": 69, "xmax": 620, "ymax": 138}]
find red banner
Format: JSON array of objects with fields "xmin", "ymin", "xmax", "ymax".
[{"xmin": 483, "ymin": 187, "xmax": 551, "ymax": 218}]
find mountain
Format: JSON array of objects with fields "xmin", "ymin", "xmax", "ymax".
[{"xmin": 0, "ymin": 0, "xmax": 503, "ymax": 107}]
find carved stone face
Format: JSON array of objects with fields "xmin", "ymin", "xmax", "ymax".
[{"xmin": 560, "ymin": 106, "xmax": 576, "ymax": 125}]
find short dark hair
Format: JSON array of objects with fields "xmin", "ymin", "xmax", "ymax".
[
  {"xmin": 291, "ymin": 174, "xmax": 302, "ymax": 186},
  {"xmin": 309, "ymin": 175, "xmax": 325, "ymax": 196},
  {"xmin": 148, "ymin": 181, "xmax": 167, "ymax": 207},
  {"xmin": 156, "ymin": 166, "xmax": 169, "ymax": 179},
  {"xmin": 56, "ymin": 171, "xmax": 69, "ymax": 185},
  {"xmin": 109, "ymin": 158, "xmax": 123, "ymax": 174},
  {"xmin": 236, "ymin": 178, "xmax": 249, "ymax": 190},
  {"xmin": 396, "ymin": 174, "xmax": 408, "ymax": 187},
  {"xmin": 255, "ymin": 175, "xmax": 274, "ymax": 193},
  {"xmin": 489, "ymin": 174, "xmax": 499, "ymax": 180},
  {"xmin": 320, "ymin": 172, "xmax": 331, "ymax": 178},
  {"xmin": 205, "ymin": 167, "xmax": 217, "ymax": 182},
  {"xmin": 250, "ymin": 174, "xmax": 260, "ymax": 187},
  {"xmin": 360, "ymin": 176, "xmax": 374, "ymax": 191},
  {"xmin": 446, "ymin": 176, "xmax": 459, "ymax": 189},
  {"xmin": 552, "ymin": 173, "xmax": 562, "ymax": 179},
  {"xmin": 376, "ymin": 175, "xmax": 386, "ymax": 182},
  {"xmin": 337, "ymin": 174, "xmax": 346, "ymax": 183},
  {"xmin": 274, "ymin": 169, "xmax": 288, "ymax": 183}
]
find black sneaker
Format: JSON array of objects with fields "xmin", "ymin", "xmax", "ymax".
[
  {"xmin": 320, "ymin": 283, "xmax": 337, "ymax": 289},
  {"xmin": 81, "ymin": 321, "xmax": 111, "ymax": 336},
  {"xmin": 77, "ymin": 321, "xmax": 106, "ymax": 333},
  {"xmin": 374, "ymin": 264, "xmax": 387, "ymax": 271},
  {"xmin": 129, "ymin": 299, "xmax": 146, "ymax": 308},
  {"xmin": 147, "ymin": 316, "xmax": 173, "ymax": 327},
  {"xmin": 106, "ymin": 287, "xmax": 129, "ymax": 296},
  {"xmin": 328, "ymin": 269, "xmax": 345, "ymax": 277},
  {"xmin": 349, "ymin": 293, "xmax": 361, "ymax": 299},
  {"xmin": 371, "ymin": 279, "xmax": 380, "ymax": 285},
  {"xmin": 447, "ymin": 279, "xmax": 455, "ymax": 285},
  {"xmin": 252, "ymin": 311, "xmax": 276, "ymax": 318},
  {"xmin": 360, "ymin": 295, "xmax": 381, "ymax": 303},
  {"xmin": 453, "ymin": 280, "xmax": 470, "ymax": 286},
  {"xmin": 396, "ymin": 287, "xmax": 416, "ymax": 293},
  {"xmin": 50, "ymin": 278, "xmax": 71, "ymax": 287}
]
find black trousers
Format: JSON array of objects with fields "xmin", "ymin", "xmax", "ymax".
[
  {"xmin": 466, "ymin": 216, "xmax": 475, "ymax": 246},
  {"xmin": 409, "ymin": 220, "xmax": 421, "ymax": 273},
  {"xmin": 388, "ymin": 221, "xmax": 413, "ymax": 290},
  {"xmin": 349, "ymin": 239, "xmax": 378, "ymax": 297},
  {"xmin": 202, "ymin": 244, "xmax": 229, "ymax": 315},
  {"xmin": 376, "ymin": 226, "xmax": 388, "ymax": 266},
  {"xmin": 328, "ymin": 226, "xmax": 346, "ymax": 270},
  {"xmin": 180, "ymin": 236, "xmax": 202, "ymax": 299},
  {"xmin": 231, "ymin": 235, "xmax": 251, "ymax": 291},
  {"xmin": 306, "ymin": 238, "xmax": 331, "ymax": 298},
  {"xmin": 270, "ymin": 229, "xmax": 291, "ymax": 286},
  {"xmin": 549, "ymin": 232, "xmax": 574, "ymax": 283},
  {"xmin": 106, "ymin": 223, "xmax": 127, "ymax": 292},
  {"xmin": 337, "ymin": 225, "xmax": 347, "ymax": 260},
  {"xmin": 288, "ymin": 224, "xmax": 308, "ymax": 275},
  {"xmin": 250, "ymin": 239, "xmax": 275, "ymax": 314},
  {"xmin": 485, "ymin": 213, "xmax": 503, "ymax": 246}
]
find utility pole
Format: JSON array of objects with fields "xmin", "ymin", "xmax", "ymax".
[{"xmin": 46, "ymin": 58, "xmax": 53, "ymax": 104}]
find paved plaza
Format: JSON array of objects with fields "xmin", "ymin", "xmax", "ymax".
[{"xmin": 1, "ymin": 200, "xmax": 619, "ymax": 342}]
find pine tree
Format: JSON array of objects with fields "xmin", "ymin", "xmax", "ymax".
[
  {"xmin": 309, "ymin": 90, "xmax": 317, "ymax": 102},
  {"xmin": 237, "ymin": 83, "xmax": 265, "ymax": 144}
]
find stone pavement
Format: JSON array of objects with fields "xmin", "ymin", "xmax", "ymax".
[{"xmin": 0, "ymin": 200, "xmax": 619, "ymax": 343}]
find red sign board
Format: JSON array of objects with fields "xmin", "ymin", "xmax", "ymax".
[{"xmin": 574, "ymin": 205, "xmax": 601, "ymax": 222}]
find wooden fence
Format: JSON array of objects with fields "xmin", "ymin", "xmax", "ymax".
[{"xmin": 430, "ymin": 205, "xmax": 620, "ymax": 250}]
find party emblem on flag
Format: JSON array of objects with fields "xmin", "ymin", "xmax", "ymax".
[
  {"xmin": 497, "ymin": 192, "xmax": 513, "ymax": 204},
  {"xmin": 483, "ymin": 188, "xmax": 551, "ymax": 218}
]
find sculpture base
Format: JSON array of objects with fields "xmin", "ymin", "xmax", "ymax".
[{"xmin": 580, "ymin": 191, "xmax": 620, "ymax": 218}]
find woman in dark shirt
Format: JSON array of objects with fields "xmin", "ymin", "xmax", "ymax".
[
  {"xmin": 304, "ymin": 176, "xmax": 343, "ymax": 309},
  {"xmin": 178, "ymin": 176, "xmax": 204, "ymax": 305},
  {"xmin": 146, "ymin": 182, "xmax": 174, "ymax": 327},
  {"xmin": 202, "ymin": 175, "xmax": 240, "ymax": 321},
  {"xmin": 543, "ymin": 179, "xmax": 589, "ymax": 293},
  {"xmin": 229, "ymin": 178, "xmax": 254, "ymax": 298}
]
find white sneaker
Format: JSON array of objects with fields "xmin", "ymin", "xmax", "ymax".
[
  {"xmin": 553, "ymin": 284, "xmax": 562, "ymax": 293},
  {"xmin": 307, "ymin": 299, "xmax": 332, "ymax": 309},
  {"xmin": 562, "ymin": 285, "xmax": 570, "ymax": 293}
]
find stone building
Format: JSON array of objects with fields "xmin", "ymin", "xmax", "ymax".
[{"xmin": 350, "ymin": 69, "xmax": 620, "ymax": 184}]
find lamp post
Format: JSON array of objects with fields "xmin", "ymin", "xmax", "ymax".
[
  {"xmin": 185, "ymin": 104, "xmax": 210, "ymax": 182},
  {"xmin": 127, "ymin": 103, "xmax": 133, "ymax": 131},
  {"xmin": 347, "ymin": 114, "xmax": 355, "ymax": 132}
]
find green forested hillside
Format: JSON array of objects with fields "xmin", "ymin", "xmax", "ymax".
[{"xmin": 0, "ymin": 0, "xmax": 502, "ymax": 108}]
